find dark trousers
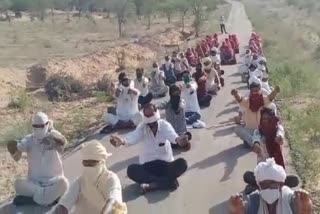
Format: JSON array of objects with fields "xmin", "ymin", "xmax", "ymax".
[
  {"xmin": 243, "ymin": 171, "xmax": 299, "ymax": 188},
  {"xmin": 127, "ymin": 159, "xmax": 188, "ymax": 190},
  {"xmin": 198, "ymin": 94, "xmax": 212, "ymax": 107},
  {"xmin": 138, "ymin": 93, "xmax": 153, "ymax": 106},
  {"xmin": 185, "ymin": 112, "xmax": 201, "ymax": 125},
  {"xmin": 220, "ymin": 24, "xmax": 227, "ymax": 34}
]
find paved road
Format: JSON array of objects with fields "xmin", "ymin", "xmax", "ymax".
[{"xmin": 0, "ymin": 1, "xmax": 258, "ymax": 213}]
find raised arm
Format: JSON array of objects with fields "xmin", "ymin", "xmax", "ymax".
[
  {"xmin": 267, "ymin": 85, "xmax": 280, "ymax": 102},
  {"xmin": 231, "ymin": 89, "xmax": 243, "ymax": 103}
]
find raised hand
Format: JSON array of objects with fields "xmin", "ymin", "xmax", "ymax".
[
  {"xmin": 110, "ymin": 135, "xmax": 125, "ymax": 147},
  {"xmin": 229, "ymin": 194, "xmax": 245, "ymax": 214},
  {"xmin": 231, "ymin": 89, "xmax": 238, "ymax": 97},
  {"xmin": 295, "ymin": 189, "xmax": 313, "ymax": 214}
]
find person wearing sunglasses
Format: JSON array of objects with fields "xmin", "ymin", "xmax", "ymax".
[{"xmin": 7, "ymin": 112, "xmax": 68, "ymax": 207}]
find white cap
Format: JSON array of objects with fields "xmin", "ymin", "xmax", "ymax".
[
  {"xmin": 248, "ymin": 75, "xmax": 262, "ymax": 86},
  {"xmin": 254, "ymin": 158, "xmax": 286, "ymax": 183},
  {"xmin": 32, "ymin": 112, "xmax": 49, "ymax": 125}
]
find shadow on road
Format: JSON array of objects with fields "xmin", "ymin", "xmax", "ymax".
[
  {"xmin": 109, "ymin": 156, "xmax": 139, "ymax": 173},
  {"xmin": 209, "ymin": 199, "xmax": 229, "ymax": 214},
  {"xmin": 228, "ymin": 72, "xmax": 241, "ymax": 77},
  {"xmin": 224, "ymin": 100, "xmax": 237, "ymax": 107},
  {"xmin": 216, "ymin": 106, "xmax": 239, "ymax": 117},
  {"xmin": 122, "ymin": 184, "xmax": 170, "ymax": 204},
  {"xmin": 236, "ymin": 85, "xmax": 248, "ymax": 90},
  {"xmin": 231, "ymin": 80, "xmax": 243, "ymax": 85},
  {"xmin": 189, "ymin": 144, "xmax": 249, "ymax": 181},
  {"xmin": 213, "ymin": 126, "xmax": 235, "ymax": 137}
]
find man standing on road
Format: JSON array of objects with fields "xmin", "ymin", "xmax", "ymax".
[
  {"xmin": 7, "ymin": 112, "xmax": 69, "ymax": 206},
  {"xmin": 101, "ymin": 72, "xmax": 143, "ymax": 134},
  {"xmin": 53, "ymin": 140, "xmax": 127, "ymax": 214},
  {"xmin": 230, "ymin": 158, "xmax": 313, "ymax": 214},
  {"xmin": 220, "ymin": 15, "xmax": 227, "ymax": 34},
  {"xmin": 231, "ymin": 77, "xmax": 280, "ymax": 147},
  {"xmin": 109, "ymin": 103, "xmax": 190, "ymax": 194}
]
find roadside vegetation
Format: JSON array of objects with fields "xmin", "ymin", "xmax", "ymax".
[{"xmin": 244, "ymin": 0, "xmax": 320, "ymax": 211}]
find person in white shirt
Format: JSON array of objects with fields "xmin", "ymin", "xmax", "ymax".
[
  {"xmin": 172, "ymin": 51, "xmax": 183, "ymax": 81},
  {"xmin": 52, "ymin": 140, "xmax": 127, "ymax": 214},
  {"xmin": 210, "ymin": 49, "xmax": 221, "ymax": 65},
  {"xmin": 101, "ymin": 72, "xmax": 143, "ymax": 134},
  {"xmin": 149, "ymin": 62, "xmax": 169, "ymax": 98},
  {"xmin": 109, "ymin": 103, "xmax": 190, "ymax": 194},
  {"xmin": 7, "ymin": 112, "xmax": 68, "ymax": 206},
  {"xmin": 202, "ymin": 57, "xmax": 221, "ymax": 94},
  {"xmin": 134, "ymin": 68, "xmax": 153, "ymax": 106},
  {"xmin": 181, "ymin": 75, "xmax": 202, "ymax": 125},
  {"xmin": 220, "ymin": 15, "xmax": 227, "ymax": 34}
]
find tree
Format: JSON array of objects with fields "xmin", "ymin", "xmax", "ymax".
[
  {"xmin": 189, "ymin": 0, "xmax": 218, "ymax": 37},
  {"xmin": 174, "ymin": 0, "xmax": 190, "ymax": 32},
  {"xmin": 158, "ymin": 0, "xmax": 175, "ymax": 23},
  {"xmin": 134, "ymin": 0, "xmax": 143, "ymax": 17},
  {"xmin": 107, "ymin": 0, "xmax": 135, "ymax": 37},
  {"xmin": 142, "ymin": 0, "xmax": 157, "ymax": 29}
]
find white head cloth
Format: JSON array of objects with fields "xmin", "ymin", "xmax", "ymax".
[
  {"xmin": 248, "ymin": 75, "xmax": 262, "ymax": 86},
  {"xmin": 254, "ymin": 158, "xmax": 286, "ymax": 183},
  {"xmin": 202, "ymin": 57, "xmax": 212, "ymax": 69},
  {"xmin": 258, "ymin": 56, "xmax": 267, "ymax": 63},
  {"xmin": 32, "ymin": 112, "xmax": 49, "ymax": 125},
  {"xmin": 81, "ymin": 140, "xmax": 112, "ymax": 161},
  {"xmin": 144, "ymin": 110, "xmax": 161, "ymax": 124}
]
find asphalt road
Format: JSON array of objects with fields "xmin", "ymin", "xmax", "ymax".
[{"xmin": 0, "ymin": 1, "xmax": 262, "ymax": 213}]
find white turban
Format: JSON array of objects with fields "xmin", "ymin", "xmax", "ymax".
[
  {"xmin": 254, "ymin": 158, "xmax": 286, "ymax": 183},
  {"xmin": 258, "ymin": 56, "xmax": 267, "ymax": 63},
  {"xmin": 202, "ymin": 57, "xmax": 212, "ymax": 69},
  {"xmin": 81, "ymin": 140, "xmax": 112, "ymax": 161},
  {"xmin": 248, "ymin": 75, "xmax": 262, "ymax": 86},
  {"xmin": 32, "ymin": 112, "xmax": 49, "ymax": 125}
]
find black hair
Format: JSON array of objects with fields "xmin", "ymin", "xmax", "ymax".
[
  {"xmin": 143, "ymin": 103, "xmax": 157, "ymax": 112},
  {"xmin": 152, "ymin": 62, "xmax": 158, "ymax": 68},
  {"xmin": 118, "ymin": 72, "xmax": 127, "ymax": 82},
  {"xmin": 169, "ymin": 84, "xmax": 181, "ymax": 96},
  {"xmin": 165, "ymin": 56, "xmax": 170, "ymax": 61},
  {"xmin": 260, "ymin": 107, "xmax": 275, "ymax": 117},
  {"xmin": 249, "ymin": 82, "xmax": 261, "ymax": 89}
]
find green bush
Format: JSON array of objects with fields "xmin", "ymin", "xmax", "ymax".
[
  {"xmin": 0, "ymin": 119, "xmax": 32, "ymax": 146},
  {"xmin": 8, "ymin": 90, "xmax": 32, "ymax": 112},
  {"xmin": 93, "ymin": 91, "xmax": 113, "ymax": 103}
]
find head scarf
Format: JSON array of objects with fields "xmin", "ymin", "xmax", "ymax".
[
  {"xmin": 81, "ymin": 140, "xmax": 112, "ymax": 161},
  {"xmin": 32, "ymin": 112, "xmax": 50, "ymax": 142},
  {"xmin": 254, "ymin": 158, "xmax": 286, "ymax": 183},
  {"xmin": 248, "ymin": 76, "xmax": 264, "ymax": 112},
  {"xmin": 202, "ymin": 57, "xmax": 212, "ymax": 70}
]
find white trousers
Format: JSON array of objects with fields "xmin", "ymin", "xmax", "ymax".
[
  {"xmin": 149, "ymin": 85, "xmax": 169, "ymax": 97},
  {"xmin": 15, "ymin": 176, "xmax": 69, "ymax": 206},
  {"xmin": 103, "ymin": 112, "xmax": 143, "ymax": 126}
]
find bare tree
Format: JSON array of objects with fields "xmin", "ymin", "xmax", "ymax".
[
  {"xmin": 174, "ymin": 0, "xmax": 189, "ymax": 32},
  {"xmin": 142, "ymin": 0, "xmax": 157, "ymax": 29},
  {"xmin": 159, "ymin": 0, "xmax": 175, "ymax": 23}
]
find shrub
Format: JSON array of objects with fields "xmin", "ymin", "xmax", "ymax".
[
  {"xmin": 8, "ymin": 90, "xmax": 32, "ymax": 112},
  {"xmin": 0, "ymin": 119, "xmax": 32, "ymax": 146},
  {"xmin": 45, "ymin": 74, "xmax": 84, "ymax": 102}
]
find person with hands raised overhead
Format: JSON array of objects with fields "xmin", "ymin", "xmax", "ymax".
[
  {"xmin": 229, "ymin": 158, "xmax": 312, "ymax": 214},
  {"xmin": 231, "ymin": 76, "xmax": 280, "ymax": 147},
  {"xmin": 109, "ymin": 103, "xmax": 189, "ymax": 194}
]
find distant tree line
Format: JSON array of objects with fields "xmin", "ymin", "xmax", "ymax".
[{"xmin": 0, "ymin": 0, "xmax": 224, "ymax": 37}]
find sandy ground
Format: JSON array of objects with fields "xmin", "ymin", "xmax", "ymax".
[{"xmin": 0, "ymin": 1, "xmax": 297, "ymax": 213}]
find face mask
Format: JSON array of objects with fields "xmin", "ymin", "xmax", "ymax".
[
  {"xmin": 83, "ymin": 162, "xmax": 105, "ymax": 182},
  {"xmin": 137, "ymin": 74, "xmax": 143, "ymax": 80},
  {"xmin": 33, "ymin": 126, "xmax": 48, "ymax": 142},
  {"xmin": 144, "ymin": 110, "xmax": 161, "ymax": 124},
  {"xmin": 170, "ymin": 95, "xmax": 181, "ymax": 111},
  {"xmin": 260, "ymin": 189, "xmax": 280, "ymax": 204}
]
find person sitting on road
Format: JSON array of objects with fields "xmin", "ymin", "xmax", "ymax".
[
  {"xmin": 210, "ymin": 49, "xmax": 221, "ymax": 65},
  {"xmin": 7, "ymin": 112, "xmax": 69, "ymax": 206},
  {"xmin": 172, "ymin": 51, "xmax": 183, "ymax": 81},
  {"xmin": 101, "ymin": 73, "xmax": 143, "ymax": 134},
  {"xmin": 149, "ymin": 62, "xmax": 169, "ymax": 98},
  {"xmin": 53, "ymin": 140, "xmax": 127, "ymax": 214},
  {"xmin": 160, "ymin": 56, "xmax": 176, "ymax": 86},
  {"xmin": 196, "ymin": 43, "xmax": 205, "ymax": 59},
  {"xmin": 244, "ymin": 49, "xmax": 253, "ymax": 67},
  {"xmin": 230, "ymin": 158, "xmax": 313, "ymax": 214},
  {"xmin": 231, "ymin": 76, "xmax": 280, "ymax": 147},
  {"xmin": 202, "ymin": 57, "xmax": 221, "ymax": 95},
  {"xmin": 157, "ymin": 84, "xmax": 192, "ymax": 150},
  {"xmin": 192, "ymin": 65, "xmax": 213, "ymax": 107},
  {"xmin": 185, "ymin": 48, "xmax": 197, "ymax": 67},
  {"xmin": 252, "ymin": 106, "xmax": 286, "ymax": 168},
  {"xmin": 109, "ymin": 103, "xmax": 190, "ymax": 194},
  {"xmin": 213, "ymin": 33, "xmax": 219, "ymax": 47},
  {"xmin": 134, "ymin": 68, "xmax": 153, "ymax": 106},
  {"xmin": 181, "ymin": 71, "xmax": 206, "ymax": 124}
]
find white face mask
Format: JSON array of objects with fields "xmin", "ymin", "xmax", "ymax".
[
  {"xmin": 144, "ymin": 110, "xmax": 161, "ymax": 124},
  {"xmin": 260, "ymin": 189, "xmax": 280, "ymax": 204},
  {"xmin": 82, "ymin": 162, "xmax": 105, "ymax": 182},
  {"xmin": 33, "ymin": 126, "xmax": 48, "ymax": 142}
]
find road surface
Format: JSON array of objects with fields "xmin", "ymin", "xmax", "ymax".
[{"xmin": 0, "ymin": 1, "xmax": 261, "ymax": 213}]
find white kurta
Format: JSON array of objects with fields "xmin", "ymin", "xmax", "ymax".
[
  {"xmin": 124, "ymin": 119, "xmax": 178, "ymax": 164},
  {"xmin": 181, "ymin": 81, "xmax": 200, "ymax": 113},
  {"xmin": 134, "ymin": 77, "xmax": 149, "ymax": 97}
]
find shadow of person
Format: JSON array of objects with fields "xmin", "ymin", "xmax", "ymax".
[
  {"xmin": 122, "ymin": 184, "xmax": 141, "ymax": 203},
  {"xmin": 236, "ymin": 85, "xmax": 248, "ymax": 90},
  {"xmin": 216, "ymin": 106, "xmax": 239, "ymax": 117},
  {"xmin": 144, "ymin": 191, "xmax": 170, "ymax": 204},
  {"xmin": 208, "ymin": 199, "xmax": 230, "ymax": 214},
  {"xmin": 109, "ymin": 156, "xmax": 139, "ymax": 173},
  {"xmin": 189, "ymin": 144, "xmax": 249, "ymax": 181},
  {"xmin": 213, "ymin": 126, "xmax": 235, "ymax": 137}
]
